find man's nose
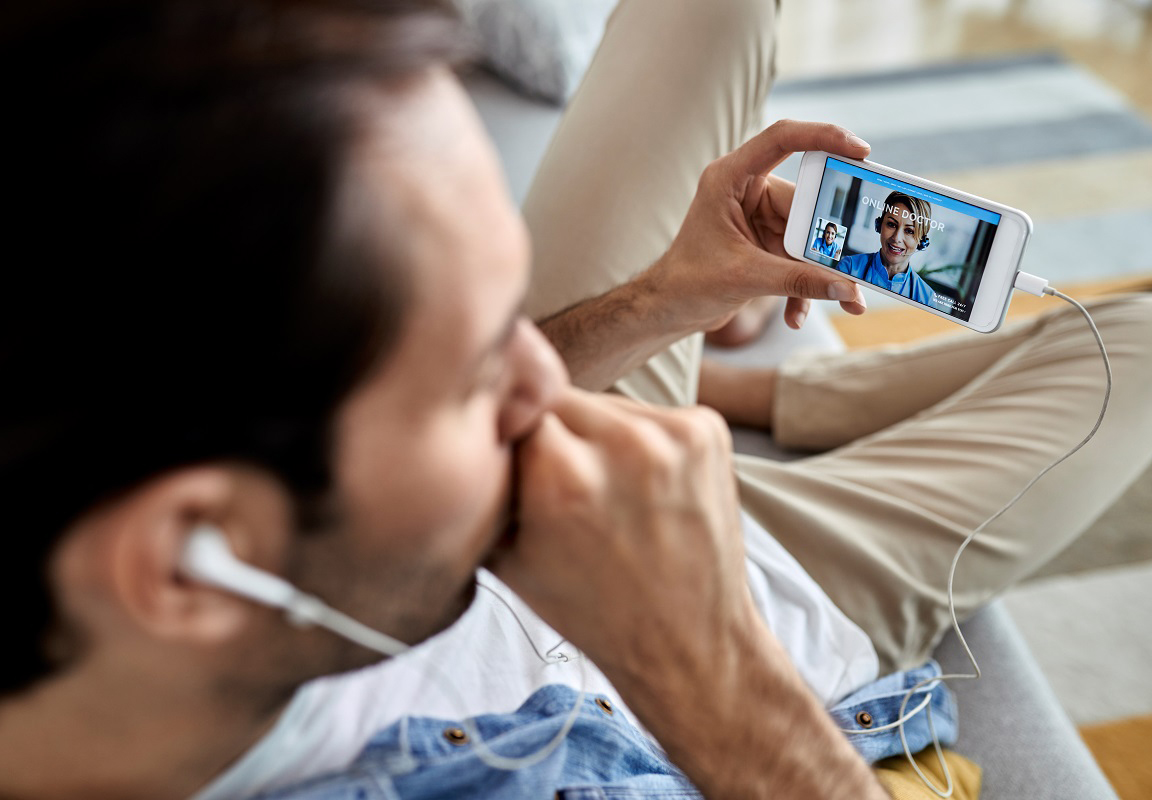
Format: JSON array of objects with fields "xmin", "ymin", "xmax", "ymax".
[{"xmin": 498, "ymin": 319, "xmax": 569, "ymax": 443}]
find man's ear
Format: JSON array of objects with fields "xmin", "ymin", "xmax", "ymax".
[{"xmin": 51, "ymin": 465, "xmax": 296, "ymax": 646}]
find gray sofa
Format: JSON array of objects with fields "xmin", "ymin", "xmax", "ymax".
[{"xmin": 464, "ymin": 69, "xmax": 1119, "ymax": 799}]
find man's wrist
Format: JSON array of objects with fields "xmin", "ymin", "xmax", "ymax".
[
  {"xmin": 536, "ymin": 264, "xmax": 691, "ymax": 391},
  {"xmin": 632, "ymin": 256, "xmax": 698, "ymax": 339},
  {"xmin": 631, "ymin": 257, "xmax": 691, "ymax": 341},
  {"xmin": 598, "ymin": 599, "xmax": 887, "ymax": 799}
]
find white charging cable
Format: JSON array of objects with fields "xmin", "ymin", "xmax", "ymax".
[{"xmin": 861, "ymin": 272, "xmax": 1113, "ymax": 797}]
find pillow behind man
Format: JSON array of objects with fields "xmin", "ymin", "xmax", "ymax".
[{"xmin": 454, "ymin": 0, "xmax": 618, "ymax": 104}]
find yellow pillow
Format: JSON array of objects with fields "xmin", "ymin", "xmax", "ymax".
[{"xmin": 873, "ymin": 748, "xmax": 982, "ymax": 800}]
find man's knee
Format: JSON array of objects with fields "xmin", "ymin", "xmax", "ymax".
[
  {"xmin": 614, "ymin": 0, "xmax": 777, "ymax": 59},
  {"xmin": 1089, "ymin": 291, "xmax": 1152, "ymax": 330},
  {"xmin": 695, "ymin": 0, "xmax": 778, "ymax": 35},
  {"xmin": 1080, "ymin": 293, "xmax": 1152, "ymax": 366},
  {"xmin": 1041, "ymin": 293, "xmax": 1152, "ymax": 420},
  {"xmin": 1037, "ymin": 292, "xmax": 1152, "ymax": 349}
]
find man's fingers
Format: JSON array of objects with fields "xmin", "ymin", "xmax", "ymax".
[
  {"xmin": 534, "ymin": 389, "xmax": 723, "ymax": 470},
  {"xmin": 734, "ymin": 119, "xmax": 870, "ymax": 178},
  {"xmin": 549, "ymin": 387, "xmax": 685, "ymax": 455},
  {"xmin": 782, "ymin": 282, "xmax": 865, "ymax": 325},
  {"xmin": 747, "ymin": 252, "xmax": 864, "ymax": 306},
  {"xmin": 759, "ymin": 174, "xmax": 797, "ymax": 223},
  {"xmin": 547, "ymin": 386, "xmax": 631, "ymax": 440},
  {"xmin": 784, "ymin": 296, "xmax": 810, "ymax": 329},
  {"xmin": 839, "ymin": 295, "xmax": 867, "ymax": 316}
]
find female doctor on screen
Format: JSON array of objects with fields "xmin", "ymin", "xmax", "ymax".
[
  {"xmin": 836, "ymin": 191, "xmax": 938, "ymax": 306},
  {"xmin": 811, "ymin": 222, "xmax": 840, "ymax": 258}
]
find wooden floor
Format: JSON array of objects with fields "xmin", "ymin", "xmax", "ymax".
[{"xmin": 1080, "ymin": 713, "xmax": 1152, "ymax": 800}]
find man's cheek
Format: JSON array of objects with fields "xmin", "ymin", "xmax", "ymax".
[{"xmin": 419, "ymin": 442, "xmax": 510, "ymax": 553}]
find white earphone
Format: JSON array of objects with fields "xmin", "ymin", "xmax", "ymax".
[
  {"xmin": 179, "ymin": 524, "xmax": 410, "ymax": 657},
  {"xmin": 178, "ymin": 523, "xmax": 588, "ymax": 772}
]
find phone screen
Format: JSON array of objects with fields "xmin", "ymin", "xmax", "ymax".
[{"xmin": 804, "ymin": 156, "xmax": 1002, "ymax": 323}]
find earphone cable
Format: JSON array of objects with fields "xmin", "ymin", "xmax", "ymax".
[
  {"xmin": 326, "ymin": 578, "xmax": 588, "ymax": 772},
  {"xmin": 890, "ymin": 287, "xmax": 1111, "ymax": 797}
]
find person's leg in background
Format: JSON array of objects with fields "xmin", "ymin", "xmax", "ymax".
[
  {"xmin": 522, "ymin": 0, "xmax": 778, "ymax": 408},
  {"xmin": 734, "ymin": 294, "xmax": 1152, "ymax": 674}
]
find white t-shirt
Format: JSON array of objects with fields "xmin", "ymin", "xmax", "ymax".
[{"xmin": 192, "ymin": 511, "xmax": 877, "ymax": 800}]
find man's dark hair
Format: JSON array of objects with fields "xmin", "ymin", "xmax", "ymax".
[{"xmin": 0, "ymin": 0, "xmax": 471, "ymax": 696}]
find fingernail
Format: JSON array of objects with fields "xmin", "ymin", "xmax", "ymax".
[
  {"xmin": 847, "ymin": 133, "xmax": 869, "ymax": 149},
  {"xmin": 828, "ymin": 282, "xmax": 856, "ymax": 302},
  {"xmin": 794, "ymin": 311, "xmax": 807, "ymax": 328}
]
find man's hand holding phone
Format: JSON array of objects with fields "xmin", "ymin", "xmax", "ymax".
[
  {"xmin": 534, "ymin": 120, "xmax": 875, "ymax": 393},
  {"xmin": 650, "ymin": 119, "xmax": 871, "ymax": 333}
]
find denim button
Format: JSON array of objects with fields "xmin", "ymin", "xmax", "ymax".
[
  {"xmin": 443, "ymin": 727, "xmax": 469, "ymax": 745},
  {"xmin": 855, "ymin": 711, "xmax": 874, "ymax": 728},
  {"xmin": 594, "ymin": 697, "xmax": 614, "ymax": 715}
]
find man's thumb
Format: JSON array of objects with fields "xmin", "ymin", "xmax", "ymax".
[{"xmin": 770, "ymin": 257, "xmax": 859, "ymax": 302}]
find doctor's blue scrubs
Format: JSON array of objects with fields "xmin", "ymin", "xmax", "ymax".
[
  {"xmin": 837, "ymin": 251, "xmax": 938, "ymax": 307},
  {"xmin": 811, "ymin": 236, "xmax": 838, "ymax": 257}
]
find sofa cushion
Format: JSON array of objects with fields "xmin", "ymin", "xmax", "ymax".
[
  {"xmin": 455, "ymin": 0, "xmax": 618, "ymax": 104},
  {"xmin": 935, "ymin": 603, "xmax": 1119, "ymax": 799}
]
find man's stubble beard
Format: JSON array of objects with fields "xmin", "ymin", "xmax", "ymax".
[{"xmin": 281, "ymin": 473, "xmax": 516, "ymax": 678}]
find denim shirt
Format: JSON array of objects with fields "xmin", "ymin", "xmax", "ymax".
[{"xmin": 252, "ymin": 662, "xmax": 956, "ymax": 800}]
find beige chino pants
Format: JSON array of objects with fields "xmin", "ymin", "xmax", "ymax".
[{"xmin": 522, "ymin": 0, "xmax": 1152, "ymax": 674}]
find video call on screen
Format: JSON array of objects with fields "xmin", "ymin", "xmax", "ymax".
[{"xmin": 806, "ymin": 157, "xmax": 1001, "ymax": 323}]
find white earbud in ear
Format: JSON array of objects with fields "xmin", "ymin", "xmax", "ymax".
[
  {"xmin": 178, "ymin": 524, "xmax": 410, "ymax": 657},
  {"xmin": 180, "ymin": 525, "xmax": 300, "ymax": 611}
]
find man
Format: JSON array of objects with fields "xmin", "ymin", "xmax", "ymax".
[
  {"xmin": 3, "ymin": 1, "xmax": 1152, "ymax": 799},
  {"xmin": 0, "ymin": 1, "xmax": 889, "ymax": 797}
]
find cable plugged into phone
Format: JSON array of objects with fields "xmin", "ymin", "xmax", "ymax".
[{"xmin": 1013, "ymin": 270, "xmax": 1050, "ymax": 297}]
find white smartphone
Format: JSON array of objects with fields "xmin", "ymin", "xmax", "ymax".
[{"xmin": 783, "ymin": 151, "xmax": 1033, "ymax": 333}]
